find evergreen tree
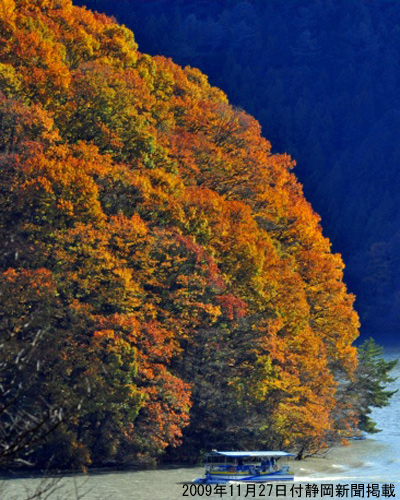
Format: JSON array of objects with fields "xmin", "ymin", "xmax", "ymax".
[{"xmin": 352, "ymin": 338, "xmax": 397, "ymax": 434}]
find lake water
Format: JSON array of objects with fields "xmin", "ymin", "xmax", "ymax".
[{"xmin": 2, "ymin": 352, "xmax": 399, "ymax": 500}]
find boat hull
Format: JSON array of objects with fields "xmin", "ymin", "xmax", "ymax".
[{"xmin": 193, "ymin": 473, "xmax": 294, "ymax": 484}]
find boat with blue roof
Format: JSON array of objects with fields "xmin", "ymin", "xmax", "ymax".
[{"xmin": 193, "ymin": 450, "xmax": 295, "ymax": 484}]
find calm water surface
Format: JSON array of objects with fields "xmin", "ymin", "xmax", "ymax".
[{"xmin": 2, "ymin": 352, "xmax": 399, "ymax": 500}]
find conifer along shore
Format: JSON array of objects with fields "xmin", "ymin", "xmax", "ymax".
[{"xmin": 0, "ymin": 0, "xmax": 370, "ymax": 470}]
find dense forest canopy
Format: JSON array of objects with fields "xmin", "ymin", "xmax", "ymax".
[
  {"xmin": 0, "ymin": 0, "xmax": 389, "ymax": 470},
  {"xmin": 76, "ymin": 0, "xmax": 400, "ymax": 346}
]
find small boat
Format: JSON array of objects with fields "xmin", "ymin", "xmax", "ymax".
[{"xmin": 193, "ymin": 450, "xmax": 295, "ymax": 484}]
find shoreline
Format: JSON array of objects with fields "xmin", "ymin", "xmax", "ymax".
[
  {"xmin": 2, "ymin": 437, "xmax": 399, "ymax": 500},
  {"xmin": 0, "ymin": 437, "xmax": 386, "ymax": 481}
]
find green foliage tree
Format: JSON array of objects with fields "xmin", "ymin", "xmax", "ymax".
[{"xmin": 351, "ymin": 338, "xmax": 398, "ymax": 434}]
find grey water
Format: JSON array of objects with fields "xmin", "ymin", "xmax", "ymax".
[{"xmin": 2, "ymin": 352, "xmax": 399, "ymax": 500}]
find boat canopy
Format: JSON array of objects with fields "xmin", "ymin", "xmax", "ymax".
[{"xmin": 208, "ymin": 451, "xmax": 295, "ymax": 458}]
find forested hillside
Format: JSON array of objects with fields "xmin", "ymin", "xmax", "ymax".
[
  {"xmin": 76, "ymin": 0, "xmax": 400, "ymax": 345},
  {"xmin": 0, "ymin": 0, "xmax": 361, "ymax": 469}
]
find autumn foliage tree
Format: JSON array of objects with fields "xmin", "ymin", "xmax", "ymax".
[{"xmin": 0, "ymin": 0, "xmax": 361, "ymax": 468}]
